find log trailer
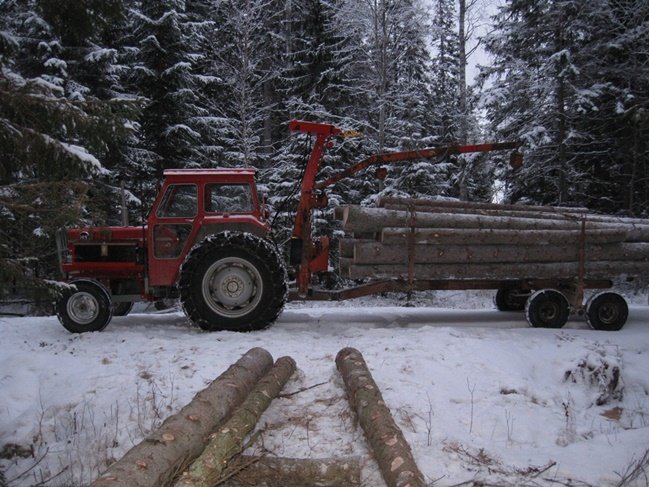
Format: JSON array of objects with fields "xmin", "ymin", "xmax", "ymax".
[{"xmin": 55, "ymin": 121, "xmax": 644, "ymax": 333}]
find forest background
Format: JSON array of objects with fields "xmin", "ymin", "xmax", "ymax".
[{"xmin": 0, "ymin": 0, "xmax": 647, "ymax": 306}]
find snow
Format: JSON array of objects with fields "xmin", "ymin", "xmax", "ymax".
[
  {"xmin": 59, "ymin": 143, "xmax": 107, "ymax": 176},
  {"xmin": 1, "ymin": 294, "xmax": 649, "ymax": 486}
]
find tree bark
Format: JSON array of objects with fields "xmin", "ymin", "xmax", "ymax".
[
  {"xmin": 336, "ymin": 347, "xmax": 426, "ymax": 487},
  {"xmin": 377, "ymin": 196, "xmax": 589, "ymax": 214},
  {"xmin": 353, "ymin": 242, "xmax": 649, "ymax": 265},
  {"xmin": 90, "ymin": 348, "xmax": 274, "ymax": 487},
  {"xmin": 217, "ymin": 455, "xmax": 362, "ymax": 487},
  {"xmin": 381, "ymin": 228, "xmax": 628, "ymax": 246},
  {"xmin": 346, "ymin": 261, "xmax": 649, "ymax": 281},
  {"xmin": 342, "ymin": 206, "xmax": 649, "ymax": 241},
  {"xmin": 381, "ymin": 203, "xmax": 590, "ymax": 223},
  {"xmin": 174, "ymin": 356, "xmax": 297, "ymax": 487}
]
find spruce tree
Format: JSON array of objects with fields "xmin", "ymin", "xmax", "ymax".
[{"xmin": 0, "ymin": 0, "xmax": 137, "ymax": 306}]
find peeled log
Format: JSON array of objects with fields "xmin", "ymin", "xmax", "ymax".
[
  {"xmin": 336, "ymin": 347, "xmax": 426, "ymax": 487},
  {"xmin": 353, "ymin": 242, "xmax": 649, "ymax": 265},
  {"xmin": 90, "ymin": 348, "xmax": 273, "ymax": 487},
  {"xmin": 174, "ymin": 356, "xmax": 297, "ymax": 487},
  {"xmin": 346, "ymin": 261, "xmax": 649, "ymax": 280},
  {"xmin": 218, "ymin": 455, "xmax": 362, "ymax": 487},
  {"xmin": 381, "ymin": 228, "xmax": 628, "ymax": 246}
]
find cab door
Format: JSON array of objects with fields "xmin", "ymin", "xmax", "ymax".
[{"xmin": 147, "ymin": 183, "xmax": 200, "ymax": 287}]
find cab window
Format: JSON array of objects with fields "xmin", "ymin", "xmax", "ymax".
[
  {"xmin": 156, "ymin": 184, "xmax": 197, "ymax": 218},
  {"xmin": 206, "ymin": 183, "xmax": 253, "ymax": 213}
]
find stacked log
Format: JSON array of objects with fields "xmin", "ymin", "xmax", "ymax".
[{"xmin": 337, "ymin": 198, "xmax": 649, "ymax": 281}]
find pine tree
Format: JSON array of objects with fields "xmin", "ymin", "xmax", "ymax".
[
  {"xmin": 480, "ymin": 0, "xmax": 583, "ymax": 206},
  {"xmin": 0, "ymin": 0, "xmax": 137, "ymax": 305},
  {"xmin": 568, "ymin": 0, "xmax": 649, "ymax": 214},
  {"xmin": 204, "ymin": 0, "xmax": 283, "ymax": 167},
  {"xmin": 128, "ymin": 0, "xmax": 211, "ymax": 173}
]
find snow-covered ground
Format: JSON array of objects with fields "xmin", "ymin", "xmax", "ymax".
[{"xmin": 1, "ymin": 291, "xmax": 649, "ymax": 486}]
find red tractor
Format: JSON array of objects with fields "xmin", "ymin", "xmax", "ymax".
[{"xmin": 55, "ymin": 121, "xmax": 520, "ymax": 333}]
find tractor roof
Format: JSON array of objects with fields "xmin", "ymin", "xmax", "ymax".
[{"xmin": 162, "ymin": 168, "xmax": 257, "ymax": 183}]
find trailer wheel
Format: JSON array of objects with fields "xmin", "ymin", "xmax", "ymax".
[
  {"xmin": 57, "ymin": 280, "xmax": 113, "ymax": 333},
  {"xmin": 495, "ymin": 288, "xmax": 530, "ymax": 311},
  {"xmin": 525, "ymin": 289, "xmax": 570, "ymax": 328},
  {"xmin": 112, "ymin": 301, "xmax": 134, "ymax": 316},
  {"xmin": 179, "ymin": 232, "xmax": 287, "ymax": 332},
  {"xmin": 586, "ymin": 292, "xmax": 628, "ymax": 331}
]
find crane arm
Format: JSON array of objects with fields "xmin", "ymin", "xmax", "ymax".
[
  {"xmin": 315, "ymin": 142, "xmax": 521, "ymax": 190},
  {"xmin": 286, "ymin": 120, "xmax": 521, "ymax": 296}
]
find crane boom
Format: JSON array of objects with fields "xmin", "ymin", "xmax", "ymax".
[{"xmin": 287, "ymin": 120, "xmax": 521, "ymax": 296}]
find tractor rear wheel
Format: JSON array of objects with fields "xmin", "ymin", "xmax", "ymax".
[
  {"xmin": 57, "ymin": 280, "xmax": 113, "ymax": 333},
  {"xmin": 112, "ymin": 301, "xmax": 134, "ymax": 316},
  {"xmin": 179, "ymin": 232, "xmax": 287, "ymax": 332}
]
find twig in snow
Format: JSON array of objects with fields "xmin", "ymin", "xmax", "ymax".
[
  {"xmin": 278, "ymin": 381, "xmax": 328, "ymax": 398},
  {"xmin": 615, "ymin": 448, "xmax": 649, "ymax": 487}
]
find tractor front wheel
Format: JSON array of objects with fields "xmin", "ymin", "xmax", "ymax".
[
  {"xmin": 179, "ymin": 232, "xmax": 287, "ymax": 332},
  {"xmin": 57, "ymin": 280, "xmax": 113, "ymax": 333}
]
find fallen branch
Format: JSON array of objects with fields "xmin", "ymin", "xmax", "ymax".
[{"xmin": 278, "ymin": 380, "xmax": 328, "ymax": 398}]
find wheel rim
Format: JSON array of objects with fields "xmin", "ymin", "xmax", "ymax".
[
  {"xmin": 202, "ymin": 257, "xmax": 263, "ymax": 318},
  {"xmin": 67, "ymin": 291, "xmax": 99, "ymax": 325},
  {"xmin": 597, "ymin": 302, "xmax": 620, "ymax": 325},
  {"xmin": 538, "ymin": 301, "xmax": 559, "ymax": 324}
]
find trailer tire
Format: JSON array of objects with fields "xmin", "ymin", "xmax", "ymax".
[
  {"xmin": 495, "ymin": 287, "xmax": 530, "ymax": 311},
  {"xmin": 179, "ymin": 232, "xmax": 287, "ymax": 332},
  {"xmin": 586, "ymin": 292, "xmax": 628, "ymax": 331},
  {"xmin": 525, "ymin": 289, "xmax": 570, "ymax": 328},
  {"xmin": 57, "ymin": 280, "xmax": 113, "ymax": 333}
]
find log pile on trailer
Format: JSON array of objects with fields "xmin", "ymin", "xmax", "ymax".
[
  {"xmin": 336, "ymin": 197, "xmax": 649, "ymax": 330},
  {"xmin": 338, "ymin": 197, "xmax": 649, "ymax": 280}
]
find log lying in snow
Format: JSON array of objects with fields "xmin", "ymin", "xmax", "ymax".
[
  {"xmin": 174, "ymin": 356, "xmax": 297, "ymax": 487},
  {"xmin": 345, "ymin": 261, "xmax": 649, "ymax": 281},
  {"xmin": 217, "ymin": 455, "xmax": 362, "ymax": 487},
  {"xmin": 353, "ymin": 241, "xmax": 649, "ymax": 265},
  {"xmin": 90, "ymin": 348, "xmax": 274, "ymax": 487},
  {"xmin": 336, "ymin": 347, "xmax": 426, "ymax": 487},
  {"xmin": 380, "ymin": 228, "xmax": 629, "ymax": 246}
]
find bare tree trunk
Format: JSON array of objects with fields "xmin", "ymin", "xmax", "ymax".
[
  {"xmin": 91, "ymin": 348, "xmax": 274, "ymax": 487},
  {"xmin": 336, "ymin": 348, "xmax": 426, "ymax": 487},
  {"xmin": 174, "ymin": 357, "xmax": 297, "ymax": 487},
  {"xmin": 457, "ymin": 0, "xmax": 469, "ymax": 200},
  {"xmin": 217, "ymin": 456, "xmax": 362, "ymax": 487}
]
